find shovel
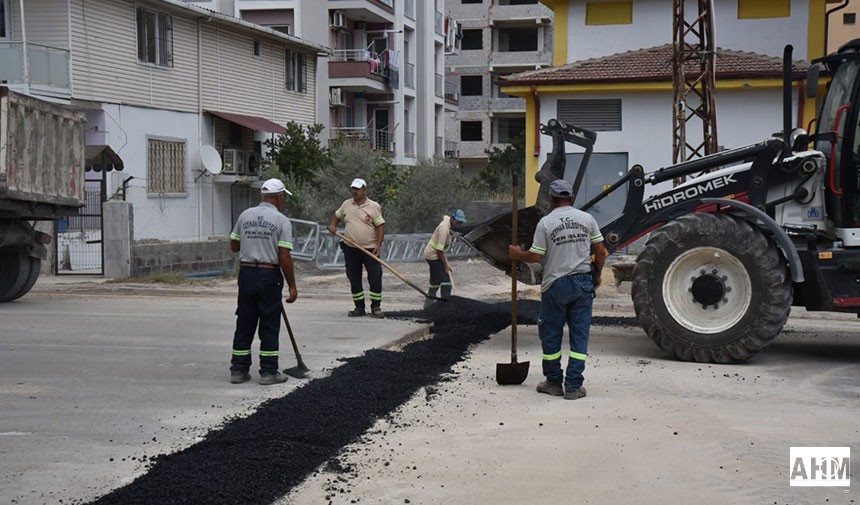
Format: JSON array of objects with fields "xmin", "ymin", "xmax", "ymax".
[
  {"xmin": 496, "ymin": 170, "xmax": 530, "ymax": 385},
  {"xmin": 280, "ymin": 305, "xmax": 311, "ymax": 379}
]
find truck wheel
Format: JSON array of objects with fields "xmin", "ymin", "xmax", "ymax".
[
  {"xmin": 631, "ymin": 213, "xmax": 792, "ymax": 363},
  {"xmin": 0, "ymin": 251, "xmax": 33, "ymax": 302},
  {"xmin": 8, "ymin": 257, "xmax": 40, "ymax": 302}
]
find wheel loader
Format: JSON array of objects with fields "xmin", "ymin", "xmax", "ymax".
[{"xmin": 463, "ymin": 39, "xmax": 860, "ymax": 363}]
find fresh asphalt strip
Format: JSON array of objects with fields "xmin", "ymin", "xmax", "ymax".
[{"xmin": 84, "ymin": 298, "xmax": 639, "ymax": 505}]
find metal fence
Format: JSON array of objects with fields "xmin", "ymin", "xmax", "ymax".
[
  {"xmin": 288, "ymin": 218, "xmax": 476, "ymax": 269},
  {"xmin": 55, "ymin": 180, "xmax": 103, "ymax": 274}
]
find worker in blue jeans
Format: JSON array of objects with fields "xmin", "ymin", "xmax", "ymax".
[{"xmin": 509, "ymin": 179, "xmax": 608, "ymax": 400}]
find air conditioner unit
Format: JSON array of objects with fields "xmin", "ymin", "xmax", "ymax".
[
  {"xmin": 329, "ymin": 88, "xmax": 344, "ymax": 106},
  {"xmin": 223, "ymin": 149, "xmax": 246, "ymax": 174},
  {"xmin": 330, "ymin": 11, "xmax": 345, "ymax": 29}
]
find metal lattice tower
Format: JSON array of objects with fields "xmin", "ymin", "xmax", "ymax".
[{"xmin": 672, "ymin": 0, "xmax": 718, "ymax": 183}]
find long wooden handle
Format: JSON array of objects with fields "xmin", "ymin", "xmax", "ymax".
[
  {"xmin": 511, "ymin": 177, "xmax": 519, "ymax": 363},
  {"xmin": 281, "ymin": 304, "xmax": 306, "ymax": 367},
  {"xmin": 335, "ymin": 231, "xmax": 432, "ymax": 299}
]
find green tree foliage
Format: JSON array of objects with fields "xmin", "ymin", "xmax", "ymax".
[
  {"xmin": 471, "ymin": 132, "xmax": 526, "ymax": 199},
  {"xmin": 264, "ymin": 122, "xmax": 332, "ymax": 185},
  {"xmin": 385, "ymin": 158, "xmax": 472, "ymax": 233}
]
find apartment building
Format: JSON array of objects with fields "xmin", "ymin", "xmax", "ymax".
[
  {"xmin": 190, "ymin": 0, "xmax": 451, "ymax": 165},
  {"xmin": 444, "ymin": 0, "xmax": 553, "ymax": 176}
]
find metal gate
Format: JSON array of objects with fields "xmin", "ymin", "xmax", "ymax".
[{"xmin": 55, "ymin": 178, "xmax": 104, "ymax": 275}]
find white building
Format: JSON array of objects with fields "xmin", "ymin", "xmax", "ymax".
[
  {"xmin": 0, "ymin": 0, "xmax": 326, "ymax": 273},
  {"xmin": 501, "ymin": 0, "xmax": 833, "ymax": 210},
  {"xmin": 189, "ymin": 0, "xmax": 451, "ymax": 165}
]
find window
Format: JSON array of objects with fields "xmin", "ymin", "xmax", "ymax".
[
  {"xmin": 285, "ymin": 49, "xmax": 306, "ymax": 92},
  {"xmin": 136, "ymin": 6, "xmax": 173, "ymax": 66},
  {"xmin": 557, "ymin": 99, "xmax": 622, "ymax": 131},
  {"xmin": 461, "ymin": 121, "xmax": 483, "ymax": 141},
  {"xmin": 585, "ymin": 1, "xmax": 633, "ymax": 25},
  {"xmin": 253, "ymin": 40, "xmax": 261, "ymax": 57},
  {"xmin": 147, "ymin": 139, "xmax": 186, "ymax": 194},
  {"xmin": 462, "ymin": 0, "xmax": 482, "ymax": 3},
  {"xmin": 0, "ymin": 0, "xmax": 7, "ymax": 39},
  {"xmin": 461, "ymin": 29, "xmax": 482, "ymax": 50},
  {"xmin": 269, "ymin": 25, "xmax": 292, "ymax": 35},
  {"xmin": 845, "ymin": 12, "xmax": 857, "ymax": 25},
  {"xmin": 737, "ymin": 0, "xmax": 790, "ymax": 19},
  {"xmin": 461, "ymin": 75, "xmax": 483, "ymax": 96},
  {"xmin": 495, "ymin": 117, "xmax": 525, "ymax": 143},
  {"xmin": 497, "ymin": 27, "xmax": 538, "ymax": 52}
]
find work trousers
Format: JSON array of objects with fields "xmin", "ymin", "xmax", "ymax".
[
  {"xmin": 426, "ymin": 259, "xmax": 452, "ymax": 299},
  {"xmin": 538, "ymin": 272, "xmax": 594, "ymax": 391},
  {"xmin": 341, "ymin": 242, "xmax": 383, "ymax": 308},
  {"xmin": 231, "ymin": 266, "xmax": 283, "ymax": 375}
]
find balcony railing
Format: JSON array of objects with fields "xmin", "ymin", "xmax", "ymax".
[
  {"xmin": 444, "ymin": 140, "xmax": 459, "ymax": 159},
  {"xmin": 405, "ymin": 132, "xmax": 416, "ymax": 157},
  {"xmin": 406, "ymin": 0, "xmax": 415, "ymax": 20},
  {"xmin": 331, "ymin": 127, "xmax": 393, "ymax": 153},
  {"xmin": 331, "ymin": 49, "xmax": 387, "ymax": 78},
  {"xmin": 0, "ymin": 42, "xmax": 71, "ymax": 90},
  {"xmin": 435, "ymin": 136, "xmax": 443, "ymax": 157},
  {"xmin": 435, "ymin": 73, "xmax": 443, "ymax": 98},
  {"xmin": 405, "ymin": 62, "xmax": 415, "ymax": 89},
  {"xmin": 435, "ymin": 11, "xmax": 444, "ymax": 35}
]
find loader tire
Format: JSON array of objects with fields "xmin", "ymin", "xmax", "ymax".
[
  {"xmin": 0, "ymin": 251, "xmax": 32, "ymax": 302},
  {"xmin": 631, "ymin": 213, "xmax": 791, "ymax": 363}
]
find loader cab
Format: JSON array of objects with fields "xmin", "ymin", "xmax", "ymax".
[{"xmin": 814, "ymin": 40, "xmax": 860, "ymax": 243}]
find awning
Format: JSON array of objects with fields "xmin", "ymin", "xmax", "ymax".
[
  {"xmin": 85, "ymin": 145, "xmax": 124, "ymax": 172},
  {"xmin": 207, "ymin": 110, "xmax": 287, "ymax": 135}
]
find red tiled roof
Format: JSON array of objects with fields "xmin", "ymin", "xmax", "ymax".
[{"xmin": 500, "ymin": 45, "xmax": 809, "ymax": 85}]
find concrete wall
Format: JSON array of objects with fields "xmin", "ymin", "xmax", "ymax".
[
  {"xmin": 132, "ymin": 239, "xmax": 237, "ymax": 277},
  {"xmin": 103, "ymin": 201, "xmax": 133, "ymax": 278}
]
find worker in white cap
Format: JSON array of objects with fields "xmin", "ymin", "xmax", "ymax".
[
  {"xmin": 327, "ymin": 177, "xmax": 386, "ymax": 318},
  {"xmin": 228, "ymin": 178, "xmax": 297, "ymax": 385}
]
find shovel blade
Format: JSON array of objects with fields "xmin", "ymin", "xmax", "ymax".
[
  {"xmin": 496, "ymin": 361, "xmax": 530, "ymax": 385},
  {"xmin": 282, "ymin": 364, "xmax": 311, "ymax": 379}
]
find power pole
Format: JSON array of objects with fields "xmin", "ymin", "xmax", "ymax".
[{"xmin": 672, "ymin": 0, "xmax": 718, "ymax": 185}]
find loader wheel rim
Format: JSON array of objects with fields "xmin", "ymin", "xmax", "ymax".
[{"xmin": 662, "ymin": 246, "xmax": 752, "ymax": 334}]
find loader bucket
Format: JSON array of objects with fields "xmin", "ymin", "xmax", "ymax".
[{"xmin": 461, "ymin": 206, "xmax": 544, "ymax": 285}]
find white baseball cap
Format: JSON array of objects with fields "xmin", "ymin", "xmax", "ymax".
[
  {"xmin": 350, "ymin": 178, "xmax": 367, "ymax": 188},
  {"xmin": 261, "ymin": 178, "xmax": 292, "ymax": 195}
]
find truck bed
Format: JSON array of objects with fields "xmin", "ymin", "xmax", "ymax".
[{"xmin": 0, "ymin": 87, "xmax": 86, "ymax": 219}]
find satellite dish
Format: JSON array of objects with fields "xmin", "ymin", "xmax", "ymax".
[{"xmin": 200, "ymin": 145, "xmax": 223, "ymax": 175}]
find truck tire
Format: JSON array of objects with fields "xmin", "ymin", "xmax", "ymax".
[
  {"xmin": 8, "ymin": 257, "xmax": 40, "ymax": 302},
  {"xmin": 631, "ymin": 213, "xmax": 792, "ymax": 363},
  {"xmin": 0, "ymin": 251, "xmax": 33, "ymax": 302}
]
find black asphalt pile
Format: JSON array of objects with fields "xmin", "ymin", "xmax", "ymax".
[{"xmin": 86, "ymin": 296, "xmax": 510, "ymax": 505}]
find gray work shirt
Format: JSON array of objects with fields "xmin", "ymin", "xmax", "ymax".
[
  {"xmin": 528, "ymin": 206, "xmax": 603, "ymax": 292},
  {"xmin": 230, "ymin": 202, "xmax": 293, "ymax": 264}
]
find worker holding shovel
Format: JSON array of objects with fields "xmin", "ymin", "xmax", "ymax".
[
  {"xmin": 328, "ymin": 178, "xmax": 386, "ymax": 318},
  {"xmin": 422, "ymin": 209, "xmax": 467, "ymax": 308},
  {"xmin": 508, "ymin": 179, "xmax": 608, "ymax": 400},
  {"xmin": 228, "ymin": 178, "xmax": 298, "ymax": 386}
]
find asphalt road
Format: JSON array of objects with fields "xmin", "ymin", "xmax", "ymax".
[{"xmin": 3, "ymin": 266, "xmax": 860, "ymax": 504}]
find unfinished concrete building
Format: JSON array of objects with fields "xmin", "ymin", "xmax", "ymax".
[{"xmin": 445, "ymin": 0, "xmax": 553, "ymax": 176}]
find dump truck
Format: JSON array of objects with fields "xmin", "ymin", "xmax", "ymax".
[
  {"xmin": 0, "ymin": 86, "xmax": 86, "ymax": 302},
  {"xmin": 465, "ymin": 39, "xmax": 860, "ymax": 363}
]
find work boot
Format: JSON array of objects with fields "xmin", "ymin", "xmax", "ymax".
[
  {"xmin": 259, "ymin": 372, "xmax": 288, "ymax": 386},
  {"xmin": 564, "ymin": 387, "xmax": 587, "ymax": 400},
  {"xmin": 370, "ymin": 306, "xmax": 385, "ymax": 319},
  {"xmin": 230, "ymin": 371, "xmax": 251, "ymax": 384},
  {"xmin": 348, "ymin": 306, "xmax": 366, "ymax": 317},
  {"xmin": 536, "ymin": 380, "xmax": 564, "ymax": 397}
]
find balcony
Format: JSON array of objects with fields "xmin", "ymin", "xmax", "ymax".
[
  {"xmin": 435, "ymin": 73, "xmax": 443, "ymax": 98},
  {"xmin": 405, "ymin": 132, "xmax": 416, "ymax": 157},
  {"xmin": 329, "ymin": 49, "xmax": 391, "ymax": 93},
  {"xmin": 405, "ymin": 0, "xmax": 415, "ymax": 20},
  {"xmin": 404, "ymin": 62, "xmax": 415, "ymax": 90},
  {"xmin": 0, "ymin": 42, "xmax": 71, "ymax": 97},
  {"xmin": 330, "ymin": 127, "xmax": 393, "ymax": 153},
  {"xmin": 489, "ymin": 3, "xmax": 552, "ymax": 26},
  {"xmin": 444, "ymin": 140, "xmax": 459, "ymax": 159},
  {"xmin": 328, "ymin": 0, "xmax": 395, "ymax": 22}
]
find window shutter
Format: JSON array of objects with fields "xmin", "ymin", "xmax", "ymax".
[{"xmin": 556, "ymin": 99, "xmax": 622, "ymax": 131}]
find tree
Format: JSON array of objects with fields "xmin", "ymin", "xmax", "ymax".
[
  {"xmin": 471, "ymin": 132, "xmax": 526, "ymax": 199},
  {"xmin": 264, "ymin": 122, "xmax": 332, "ymax": 185},
  {"xmin": 385, "ymin": 158, "xmax": 472, "ymax": 233}
]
